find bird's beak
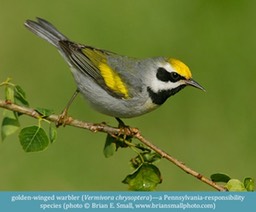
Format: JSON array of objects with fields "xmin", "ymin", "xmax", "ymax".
[{"xmin": 185, "ymin": 79, "xmax": 206, "ymax": 91}]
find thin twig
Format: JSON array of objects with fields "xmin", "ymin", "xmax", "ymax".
[
  {"xmin": 0, "ymin": 99, "xmax": 226, "ymax": 191},
  {"xmin": 133, "ymin": 132, "xmax": 226, "ymax": 191}
]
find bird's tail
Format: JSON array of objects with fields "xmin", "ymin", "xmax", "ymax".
[{"xmin": 24, "ymin": 17, "xmax": 69, "ymax": 47}]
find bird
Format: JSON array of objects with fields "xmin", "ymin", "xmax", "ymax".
[{"xmin": 24, "ymin": 17, "xmax": 205, "ymax": 122}]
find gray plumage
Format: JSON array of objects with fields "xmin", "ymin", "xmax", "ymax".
[{"xmin": 24, "ymin": 18, "xmax": 203, "ymax": 118}]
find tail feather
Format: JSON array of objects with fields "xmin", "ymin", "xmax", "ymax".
[{"xmin": 24, "ymin": 17, "xmax": 69, "ymax": 47}]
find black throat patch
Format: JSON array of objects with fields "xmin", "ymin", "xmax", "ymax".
[{"xmin": 147, "ymin": 85, "xmax": 186, "ymax": 105}]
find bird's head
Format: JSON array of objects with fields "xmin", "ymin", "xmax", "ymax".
[{"xmin": 147, "ymin": 58, "xmax": 205, "ymax": 105}]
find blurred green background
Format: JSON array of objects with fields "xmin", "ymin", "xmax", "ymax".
[{"xmin": 0, "ymin": 0, "xmax": 255, "ymax": 191}]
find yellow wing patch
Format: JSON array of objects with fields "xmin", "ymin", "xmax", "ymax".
[
  {"xmin": 168, "ymin": 58, "xmax": 192, "ymax": 80},
  {"xmin": 82, "ymin": 48, "xmax": 129, "ymax": 98},
  {"xmin": 98, "ymin": 63, "xmax": 129, "ymax": 98}
]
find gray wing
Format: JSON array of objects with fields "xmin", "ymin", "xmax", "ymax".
[{"xmin": 59, "ymin": 40, "xmax": 141, "ymax": 99}]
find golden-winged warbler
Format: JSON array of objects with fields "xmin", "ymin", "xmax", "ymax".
[{"xmin": 24, "ymin": 18, "xmax": 204, "ymax": 119}]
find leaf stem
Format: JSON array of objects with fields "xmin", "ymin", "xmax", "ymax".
[{"xmin": 0, "ymin": 78, "xmax": 15, "ymax": 87}]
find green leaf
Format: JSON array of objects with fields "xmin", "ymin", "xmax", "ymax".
[
  {"xmin": 130, "ymin": 155, "xmax": 143, "ymax": 169},
  {"xmin": 142, "ymin": 152, "xmax": 161, "ymax": 163},
  {"xmin": 5, "ymin": 86, "xmax": 15, "ymax": 102},
  {"xmin": 35, "ymin": 107, "xmax": 54, "ymax": 117},
  {"xmin": 103, "ymin": 133, "xmax": 131, "ymax": 158},
  {"xmin": 225, "ymin": 179, "xmax": 247, "ymax": 191},
  {"xmin": 49, "ymin": 124, "xmax": 57, "ymax": 143},
  {"xmin": 244, "ymin": 177, "xmax": 254, "ymax": 191},
  {"xmin": 19, "ymin": 126, "xmax": 49, "ymax": 152},
  {"xmin": 211, "ymin": 173, "xmax": 231, "ymax": 183},
  {"xmin": 103, "ymin": 134, "xmax": 117, "ymax": 158},
  {"xmin": 1, "ymin": 110, "xmax": 20, "ymax": 141},
  {"xmin": 130, "ymin": 152, "xmax": 161, "ymax": 169},
  {"xmin": 14, "ymin": 85, "xmax": 29, "ymax": 106},
  {"xmin": 122, "ymin": 163, "xmax": 162, "ymax": 191}
]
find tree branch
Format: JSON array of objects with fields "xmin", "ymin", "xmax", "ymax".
[{"xmin": 0, "ymin": 99, "xmax": 226, "ymax": 191}]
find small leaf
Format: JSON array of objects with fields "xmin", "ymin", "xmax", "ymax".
[
  {"xmin": 130, "ymin": 152, "xmax": 161, "ymax": 169},
  {"xmin": 1, "ymin": 110, "xmax": 20, "ymax": 141},
  {"xmin": 211, "ymin": 173, "xmax": 231, "ymax": 183},
  {"xmin": 35, "ymin": 107, "xmax": 54, "ymax": 117},
  {"xmin": 130, "ymin": 155, "xmax": 143, "ymax": 169},
  {"xmin": 103, "ymin": 134, "xmax": 117, "ymax": 158},
  {"xmin": 5, "ymin": 86, "xmax": 15, "ymax": 102},
  {"xmin": 244, "ymin": 177, "xmax": 254, "ymax": 191},
  {"xmin": 142, "ymin": 152, "xmax": 161, "ymax": 163},
  {"xmin": 19, "ymin": 126, "xmax": 49, "ymax": 152},
  {"xmin": 122, "ymin": 163, "xmax": 162, "ymax": 191},
  {"xmin": 49, "ymin": 124, "xmax": 57, "ymax": 143},
  {"xmin": 225, "ymin": 179, "xmax": 247, "ymax": 191},
  {"xmin": 14, "ymin": 85, "xmax": 29, "ymax": 106}
]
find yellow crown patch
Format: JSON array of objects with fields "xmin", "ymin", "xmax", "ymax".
[{"xmin": 168, "ymin": 58, "xmax": 192, "ymax": 80}]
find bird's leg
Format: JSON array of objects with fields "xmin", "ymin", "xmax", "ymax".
[
  {"xmin": 115, "ymin": 117, "xmax": 132, "ymax": 137},
  {"xmin": 56, "ymin": 89, "xmax": 79, "ymax": 127},
  {"xmin": 115, "ymin": 117, "xmax": 127, "ymax": 128}
]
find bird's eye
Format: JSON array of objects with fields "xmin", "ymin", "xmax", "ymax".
[
  {"xmin": 157, "ymin": 68, "xmax": 183, "ymax": 82},
  {"xmin": 170, "ymin": 72, "xmax": 181, "ymax": 82}
]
